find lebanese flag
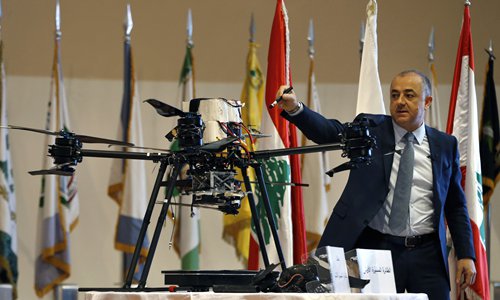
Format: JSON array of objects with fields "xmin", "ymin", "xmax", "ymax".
[
  {"xmin": 446, "ymin": 4, "xmax": 490, "ymax": 299},
  {"xmin": 248, "ymin": 0, "xmax": 307, "ymax": 269}
]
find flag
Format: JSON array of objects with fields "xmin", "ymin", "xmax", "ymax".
[
  {"xmin": 425, "ymin": 27, "xmax": 443, "ymax": 130},
  {"xmin": 426, "ymin": 60, "xmax": 442, "ymax": 130},
  {"xmin": 171, "ymin": 41, "xmax": 200, "ymax": 270},
  {"xmin": 222, "ymin": 40, "xmax": 265, "ymax": 265},
  {"xmin": 250, "ymin": 0, "xmax": 308, "ymax": 269},
  {"xmin": 0, "ymin": 39, "xmax": 18, "ymax": 297},
  {"xmin": 34, "ymin": 26, "xmax": 79, "ymax": 297},
  {"xmin": 480, "ymin": 51, "xmax": 499, "ymax": 208},
  {"xmin": 301, "ymin": 46, "xmax": 330, "ymax": 252},
  {"xmin": 445, "ymin": 4, "xmax": 490, "ymax": 299},
  {"xmin": 107, "ymin": 8, "xmax": 149, "ymax": 281},
  {"xmin": 356, "ymin": 0, "xmax": 385, "ymax": 115}
]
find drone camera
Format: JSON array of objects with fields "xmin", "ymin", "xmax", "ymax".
[{"xmin": 189, "ymin": 169, "xmax": 245, "ymax": 215}]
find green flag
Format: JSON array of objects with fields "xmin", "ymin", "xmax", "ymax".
[{"xmin": 171, "ymin": 43, "xmax": 200, "ymax": 270}]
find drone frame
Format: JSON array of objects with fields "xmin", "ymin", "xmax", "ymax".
[
  {"xmin": 34, "ymin": 116, "xmax": 375, "ymax": 292},
  {"xmin": 75, "ymin": 143, "xmax": 345, "ymax": 290}
]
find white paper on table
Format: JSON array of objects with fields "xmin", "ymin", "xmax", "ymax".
[
  {"xmin": 355, "ymin": 248, "xmax": 396, "ymax": 293},
  {"xmin": 325, "ymin": 246, "xmax": 350, "ymax": 293}
]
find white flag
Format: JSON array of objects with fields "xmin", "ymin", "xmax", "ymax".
[
  {"xmin": 108, "ymin": 34, "xmax": 149, "ymax": 280},
  {"xmin": 302, "ymin": 54, "xmax": 330, "ymax": 251},
  {"xmin": 0, "ymin": 39, "xmax": 18, "ymax": 297},
  {"xmin": 34, "ymin": 34, "xmax": 79, "ymax": 298},
  {"xmin": 356, "ymin": 0, "xmax": 385, "ymax": 115}
]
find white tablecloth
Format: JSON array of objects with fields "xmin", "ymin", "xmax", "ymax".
[{"xmin": 83, "ymin": 292, "xmax": 429, "ymax": 300}]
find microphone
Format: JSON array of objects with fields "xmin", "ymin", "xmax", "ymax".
[{"xmin": 269, "ymin": 86, "xmax": 294, "ymax": 109}]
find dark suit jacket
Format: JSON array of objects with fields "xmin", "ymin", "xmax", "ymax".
[{"xmin": 282, "ymin": 106, "xmax": 475, "ymax": 275}]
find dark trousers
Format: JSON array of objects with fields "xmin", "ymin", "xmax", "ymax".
[{"xmin": 355, "ymin": 227, "xmax": 450, "ymax": 300}]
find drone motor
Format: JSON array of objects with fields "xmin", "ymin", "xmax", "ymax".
[
  {"xmin": 176, "ymin": 113, "xmax": 204, "ymax": 149},
  {"xmin": 49, "ymin": 136, "xmax": 83, "ymax": 167}
]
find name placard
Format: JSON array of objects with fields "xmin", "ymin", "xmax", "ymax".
[{"xmin": 348, "ymin": 248, "xmax": 396, "ymax": 293}]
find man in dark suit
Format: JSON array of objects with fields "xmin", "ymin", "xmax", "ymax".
[{"xmin": 277, "ymin": 70, "xmax": 476, "ymax": 299}]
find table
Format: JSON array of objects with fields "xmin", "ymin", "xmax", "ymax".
[{"xmin": 83, "ymin": 292, "xmax": 429, "ymax": 300}]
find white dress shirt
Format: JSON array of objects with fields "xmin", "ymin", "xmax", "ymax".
[{"xmin": 369, "ymin": 122, "xmax": 435, "ymax": 236}]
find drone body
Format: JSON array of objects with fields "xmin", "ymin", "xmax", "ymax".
[
  {"xmin": 5, "ymin": 97, "xmax": 375, "ymax": 213},
  {"xmin": 4, "ymin": 96, "xmax": 376, "ymax": 290}
]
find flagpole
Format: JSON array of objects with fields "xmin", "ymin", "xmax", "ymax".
[
  {"xmin": 122, "ymin": 3, "xmax": 133, "ymax": 281},
  {"xmin": 249, "ymin": 12, "xmax": 255, "ymax": 43},
  {"xmin": 124, "ymin": 4, "xmax": 133, "ymax": 41},
  {"xmin": 428, "ymin": 27, "xmax": 435, "ymax": 63},
  {"xmin": 484, "ymin": 38, "xmax": 494, "ymax": 284},
  {"xmin": 187, "ymin": 9, "xmax": 193, "ymax": 48},
  {"xmin": 54, "ymin": 0, "xmax": 61, "ymax": 124},
  {"xmin": 0, "ymin": 0, "xmax": 3, "ymax": 37},
  {"xmin": 308, "ymin": 19, "xmax": 315, "ymax": 59},
  {"xmin": 55, "ymin": 0, "xmax": 61, "ymax": 39},
  {"xmin": 359, "ymin": 21, "xmax": 365, "ymax": 63}
]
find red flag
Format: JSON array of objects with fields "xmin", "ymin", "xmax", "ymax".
[
  {"xmin": 248, "ymin": 0, "xmax": 307, "ymax": 269},
  {"xmin": 290, "ymin": 116, "xmax": 307, "ymax": 265},
  {"xmin": 265, "ymin": 0, "xmax": 307, "ymax": 266},
  {"xmin": 446, "ymin": 4, "xmax": 490, "ymax": 299}
]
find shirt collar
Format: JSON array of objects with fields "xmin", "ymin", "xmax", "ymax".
[{"xmin": 392, "ymin": 121, "xmax": 425, "ymax": 145}]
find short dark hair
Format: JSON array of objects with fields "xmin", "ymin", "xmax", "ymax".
[{"xmin": 396, "ymin": 69, "xmax": 432, "ymax": 98}]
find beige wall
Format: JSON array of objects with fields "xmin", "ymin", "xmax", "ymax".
[
  {"xmin": 3, "ymin": 0, "xmax": 500, "ymax": 84},
  {"xmin": 2, "ymin": 0, "xmax": 500, "ymax": 299}
]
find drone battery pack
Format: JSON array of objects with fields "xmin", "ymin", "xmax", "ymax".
[{"xmin": 187, "ymin": 98, "xmax": 242, "ymax": 143}]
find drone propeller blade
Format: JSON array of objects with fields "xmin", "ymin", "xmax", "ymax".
[
  {"xmin": 75, "ymin": 134, "xmax": 134, "ymax": 147},
  {"xmin": 108, "ymin": 144, "xmax": 171, "ymax": 152},
  {"xmin": 3, "ymin": 125, "xmax": 134, "ymax": 146},
  {"xmin": 1, "ymin": 125, "xmax": 59, "ymax": 136},
  {"xmin": 200, "ymin": 136, "xmax": 239, "ymax": 151},
  {"xmin": 243, "ymin": 133, "xmax": 271, "ymax": 139},
  {"xmin": 144, "ymin": 99, "xmax": 185, "ymax": 117},
  {"xmin": 29, "ymin": 168, "xmax": 74, "ymax": 176}
]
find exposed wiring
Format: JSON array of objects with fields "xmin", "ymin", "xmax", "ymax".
[{"xmin": 277, "ymin": 273, "xmax": 305, "ymax": 288}]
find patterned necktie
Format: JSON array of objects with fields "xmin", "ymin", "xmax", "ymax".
[{"xmin": 389, "ymin": 132, "xmax": 415, "ymax": 235}]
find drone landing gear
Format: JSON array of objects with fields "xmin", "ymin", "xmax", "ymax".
[{"xmin": 114, "ymin": 156, "xmax": 286, "ymax": 291}]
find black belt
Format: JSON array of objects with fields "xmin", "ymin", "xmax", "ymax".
[{"xmin": 366, "ymin": 227, "xmax": 437, "ymax": 248}]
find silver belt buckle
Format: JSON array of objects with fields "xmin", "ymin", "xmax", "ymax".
[{"xmin": 404, "ymin": 236, "xmax": 417, "ymax": 248}]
